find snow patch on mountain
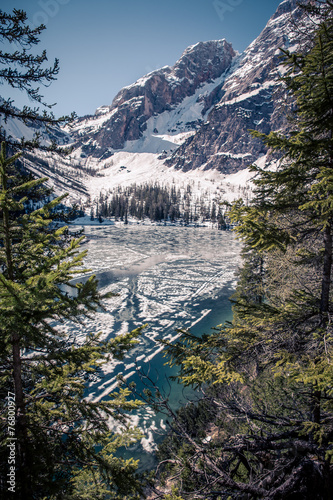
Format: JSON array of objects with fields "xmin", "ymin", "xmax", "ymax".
[
  {"xmin": 65, "ymin": 108, "xmax": 118, "ymax": 136},
  {"xmin": 2, "ymin": 116, "xmax": 38, "ymax": 142},
  {"xmin": 118, "ymin": 70, "xmax": 232, "ymax": 155},
  {"xmin": 218, "ymin": 80, "xmax": 279, "ymax": 107},
  {"xmin": 81, "ymin": 149, "xmax": 254, "ymax": 205}
]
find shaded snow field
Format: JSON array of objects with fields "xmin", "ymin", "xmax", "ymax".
[{"xmin": 57, "ymin": 225, "xmax": 241, "ymax": 457}]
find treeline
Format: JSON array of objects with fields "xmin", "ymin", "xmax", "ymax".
[{"xmin": 91, "ymin": 183, "xmax": 229, "ymax": 226}]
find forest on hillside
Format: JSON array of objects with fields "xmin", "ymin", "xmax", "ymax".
[
  {"xmin": 0, "ymin": 1, "xmax": 332, "ymax": 499},
  {"xmin": 92, "ymin": 183, "xmax": 229, "ymax": 226}
]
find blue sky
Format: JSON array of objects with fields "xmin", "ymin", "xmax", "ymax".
[{"xmin": 1, "ymin": 0, "xmax": 282, "ymax": 117}]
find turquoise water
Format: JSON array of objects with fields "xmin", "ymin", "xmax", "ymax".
[
  {"xmin": 124, "ymin": 281, "xmax": 235, "ymax": 469},
  {"xmin": 68, "ymin": 224, "xmax": 241, "ymax": 465}
]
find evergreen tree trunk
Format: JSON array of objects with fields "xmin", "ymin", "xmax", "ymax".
[
  {"xmin": 320, "ymin": 222, "xmax": 332, "ymax": 317},
  {"xmin": 1, "ymin": 156, "xmax": 31, "ymax": 499},
  {"xmin": 0, "ymin": 144, "xmax": 145, "ymax": 498},
  {"xmin": 321, "ymin": 108, "xmax": 333, "ymax": 318},
  {"xmin": 314, "ymin": 219, "xmax": 332, "ymax": 426}
]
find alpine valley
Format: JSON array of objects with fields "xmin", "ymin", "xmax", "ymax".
[{"xmin": 2, "ymin": 0, "xmax": 302, "ymax": 213}]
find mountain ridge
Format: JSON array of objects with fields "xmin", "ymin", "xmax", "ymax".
[
  {"xmin": 1, "ymin": 0, "xmax": 304, "ymax": 205},
  {"xmin": 67, "ymin": 38, "xmax": 236, "ymax": 155}
]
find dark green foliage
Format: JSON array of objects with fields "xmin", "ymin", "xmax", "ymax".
[
  {"xmin": 0, "ymin": 8, "xmax": 75, "ymax": 149},
  {"xmin": 156, "ymin": 238, "xmax": 333, "ymax": 497},
  {"xmin": 0, "ymin": 143, "xmax": 145, "ymax": 499}
]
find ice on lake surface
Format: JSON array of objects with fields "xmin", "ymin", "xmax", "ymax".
[{"xmin": 61, "ymin": 225, "xmax": 241, "ymax": 460}]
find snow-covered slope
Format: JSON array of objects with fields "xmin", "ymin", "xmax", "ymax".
[
  {"xmin": 0, "ymin": 98, "xmax": 71, "ymax": 147},
  {"xmin": 0, "ymin": 0, "xmax": 305, "ymax": 206}
]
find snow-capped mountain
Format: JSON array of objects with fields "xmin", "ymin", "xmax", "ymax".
[
  {"xmin": 67, "ymin": 39, "xmax": 236, "ymax": 156},
  {"xmin": 166, "ymin": 0, "xmax": 301, "ymax": 173},
  {"xmin": 1, "ymin": 0, "xmax": 305, "ymax": 205}
]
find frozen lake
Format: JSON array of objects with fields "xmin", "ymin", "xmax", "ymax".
[{"xmin": 64, "ymin": 224, "xmax": 241, "ymax": 463}]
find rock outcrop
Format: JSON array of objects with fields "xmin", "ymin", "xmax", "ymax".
[
  {"xmin": 70, "ymin": 40, "xmax": 236, "ymax": 155},
  {"xmin": 165, "ymin": 0, "xmax": 300, "ymax": 173}
]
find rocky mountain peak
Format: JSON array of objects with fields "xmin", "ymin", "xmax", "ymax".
[
  {"xmin": 165, "ymin": 0, "xmax": 303, "ymax": 174},
  {"xmin": 172, "ymin": 39, "xmax": 235, "ymax": 82},
  {"xmin": 0, "ymin": 0, "xmax": 311, "ymax": 204},
  {"xmin": 69, "ymin": 39, "xmax": 236, "ymax": 155},
  {"xmin": 271, "ymin": 0, "xmax": 298, "ymax": 20}
]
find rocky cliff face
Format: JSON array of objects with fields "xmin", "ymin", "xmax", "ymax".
[
  {"xmin": 70, "ymin": 40, "xmax": 236, "ymax": 155},
  {"xmin": 165, "ymin": 0, "xmax": 301, "ymax": 173}
]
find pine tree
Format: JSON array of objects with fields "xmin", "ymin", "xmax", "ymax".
[
  {"xmin": 242, "ymin": 0, "xmax": 333, "ymax": 428},
  {"xmin": 0, "ymin": 143, "xmax": 144, "ymax": 499},
  {"xmin": 0, "ymin": 8, "xmax": 74, "ymax": 149}
]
